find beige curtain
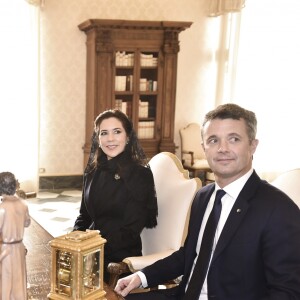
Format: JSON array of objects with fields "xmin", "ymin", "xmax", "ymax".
[
  {"xmin": 234, "ymin": 0, "xmax": 300, "ymax": 179},
  {"xmin": 209, "ymin": 0, "xmax": 246, "ymax": 16},
  {"xmin": 0, "ymin": 0, "xmax": 40, "ymax": 192},
  {"xmin": 24, "ymin": 0, "xmax": 44, "ymax": 7}
]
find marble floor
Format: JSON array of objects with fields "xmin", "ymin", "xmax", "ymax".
[{"xmin": 26, "ymin": 189, "xmax": 82, "ymax": 237}]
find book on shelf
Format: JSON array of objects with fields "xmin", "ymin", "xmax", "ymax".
[
  {"xmin": 115, "ymin": 99, "xmax": 132, "ymax": 117},
  {"xmin": 121, "ymin": 101, "xmax": 127, "ymax": 115},
  {"xmin": 140, "ymin": 53, "xmax": 158, "ymax": 67},
  {"xmin": 153, "ymin": 81, "xmax": 157, "ymax": 91},
  {"xmin": 115, "ymin": 75, "xmax": 133, "ymax": 91},
  {"xmin": 138, "ymin": 121, "xmax": 155, "ymax": 139},
  {"xmin": 115, "ymin": 76, "xmax": 126, "ymax": 91},
  {"xmin": 139, "ymin": 78, "xmax": 147, "ymax": 91},
  {"xmin": 115, "ymin": 99, "xmax": 127, "ymax": 115},
  {"xmin": 115, "ymin": 99, "xmax": 123, "ymax": 111},
  {"xmin": 126, "ymin": 101, "xmax": 132, "ymax": 118},
  {"xmin": 126, "ymin": 75, "xmax": 133, "ymax": 91},
  {"xmin": 139, "ymin": 78, "xmax": 157, "ymax": 92},
  {"xmin": 139, "ymin": 100, "xmax": 149, "ymax": 118},
  {"xmin": 116, "ymin": 51, "xmax": 134, "ymax": 67}
]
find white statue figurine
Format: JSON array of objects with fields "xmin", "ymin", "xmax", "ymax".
[{"xmin": 0, "ymin": 172, "xmax": 31, "ymax": 300}]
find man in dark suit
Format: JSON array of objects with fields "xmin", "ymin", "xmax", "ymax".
[{"xmin": 115, "ymin": 103, "xmax": 300, "ymax": 300}]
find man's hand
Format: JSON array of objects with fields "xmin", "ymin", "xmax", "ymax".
[{"xmin": 114, "ymin": 273, "xmax": 142, "ymax": 297}]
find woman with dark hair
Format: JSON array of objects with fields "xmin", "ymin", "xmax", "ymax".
[{"xmin": 73, "ymin": 109, "xmax": 158, "ymax": 282}]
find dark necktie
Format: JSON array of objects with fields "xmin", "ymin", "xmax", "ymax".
[{"xmin": 183, "ymin": 189, "xmax": 226, "ymax": 300}]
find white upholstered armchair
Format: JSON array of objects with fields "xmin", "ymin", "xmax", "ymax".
[
  {"xmin": 271, "ymin": 168, "xmax": 300, "ymax": 208},
  {"xmin": 107, "ymin": 152, "xmax": 202, "ymax": 289},
  {"xmin": 179, "ymin": 123, "xmax": 214, "ymax": 184}
]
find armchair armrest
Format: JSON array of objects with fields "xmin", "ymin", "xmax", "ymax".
[
  {"xmin": 181, "ymin": 150, "xmax": 195, "ymax": 166},
  {"xmin": 107, "ymin": 250, "xmax": 175, "ymax": 289},
  {"xmin": 107, "ymin": 261, "xmax": 130, "ymax": 288},
  {"xmin": 123, "ymin": 250, "xmax": 175, "ymax": 273}
]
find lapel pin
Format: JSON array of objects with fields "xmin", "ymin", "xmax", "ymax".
[
  {"xmin": 114, "ymin": 174, "xmax": 120, "ymax": 180},
  {"xmin": 237, "ymin": 208, "xmax": 242, "ymax": 213}
]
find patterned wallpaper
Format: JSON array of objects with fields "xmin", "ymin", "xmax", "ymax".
[{"xmin": 39, "ymin": 0, "xmax": 215, "ymax": 175}]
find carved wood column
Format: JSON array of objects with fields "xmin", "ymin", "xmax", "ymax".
[
  {"xmin": 159, "ymin": 29, "xmax": 181, "ymax": 153},
  {"xmin": 81, "ymin": 27, "xmax": 114, "ymax": 166}
]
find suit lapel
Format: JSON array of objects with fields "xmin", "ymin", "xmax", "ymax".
[
  {"xmin": 191, "ymin": 184, "xmax": 215, "ymax": 242},
  {"xmin": 211, "ymin": 171, "xmax": 261, "ymax": 261},
  {"xmin": 186, "ymin": 184, "xmax": 215, "ymax": 272},
  {"xmin": 183, "ymin": 184, "xmax": 215, "ymax": 285}
]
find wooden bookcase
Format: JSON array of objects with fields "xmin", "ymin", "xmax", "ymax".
[{"xmin": 79, "ymin": 19, "xmax": 192, "ymax": 166}]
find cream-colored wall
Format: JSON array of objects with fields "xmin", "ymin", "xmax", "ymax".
[{"xmin": 39, "ymin": 0, "xmax": 219, "ymax": 175}]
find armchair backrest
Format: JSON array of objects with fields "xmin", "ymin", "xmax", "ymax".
[
  {"xmin": 271, "ymin": 168, "xmax": 300, "ymax": 208},
  {"xmin": 141, "ymin": 152, "xmax": 202, "ymax": 255},
  {"xmin": 179, "ymin": 123, "xmax": 206, "ymax": 161}
]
